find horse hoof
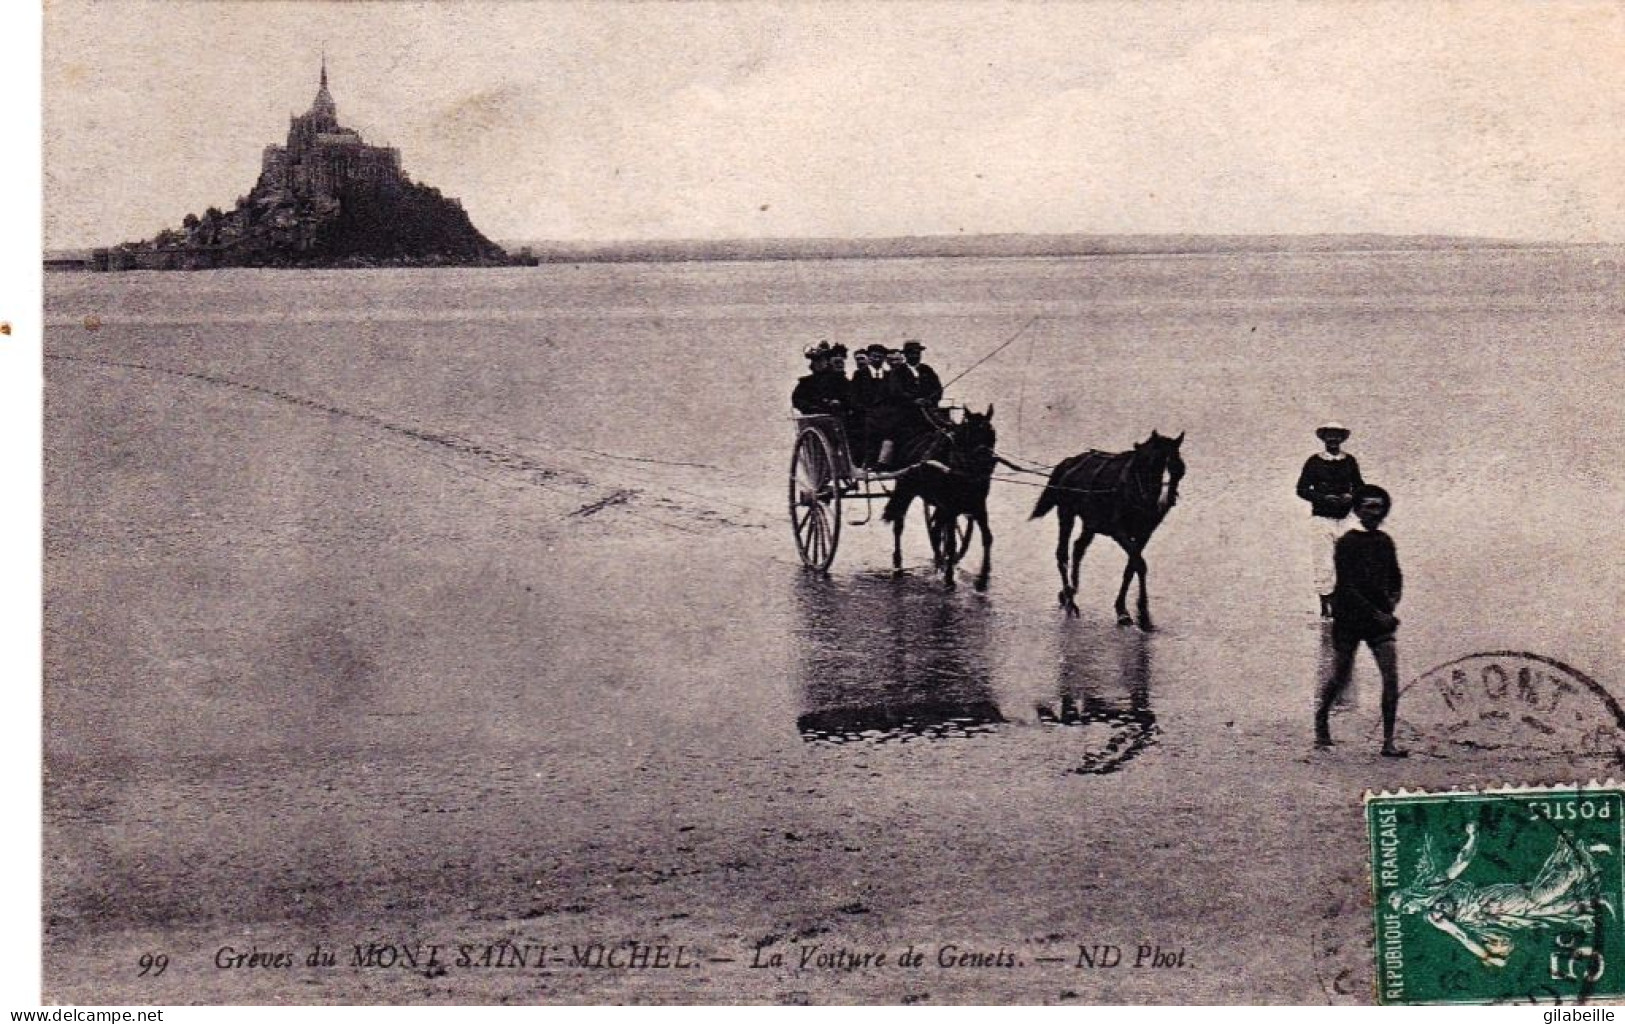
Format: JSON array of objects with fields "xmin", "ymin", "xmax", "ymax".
[
  {"xmin": 1064, "ymin": 603, "xmax": 1080, "ymax": 619},
  {"xmin": 1137, "ymin": 619, "xmax": 1155, "ymax": 633},
  {"xmin": 973, "ymin": 576, "xmax": 989, "ymax": 593},
  {"xmin": 892, "ymin": 568, "xmax": 905, "ymax": 579},
  {"xmin": 1116, "ymin": 613, "xmax": 1134, "ymax": 627}
]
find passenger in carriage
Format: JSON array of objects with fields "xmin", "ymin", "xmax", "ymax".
[
  {"xmin": 847, "ymin": 346, "xmax": 882, "ymax": 467},
  {"xmin": 849, "ymin": 346, "xmax": 878, "ymax": 399},
  {"xmin": 864, "ymin": 343, "xmax": 891, "ymax": 380},
  {"xmin": 791, "ymin": 341, "xmax": 848, "ymax": 416},
  {"xmin": 869, "ymin": 347, "xmax": 937, "ymax": 469},
  {"xmin": 825, "ymin": 343, "xmax": 849, "ymax": 380},
  {"xmin": 881, "ymin": 347, "xmax": 916, "ymax": 401},
  {"xmin": 902, "ymin": 340, "xmax": 944, "ymax": 407}
]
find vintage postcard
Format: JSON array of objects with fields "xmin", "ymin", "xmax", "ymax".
[{"xmin": 37, "ymin": 0, "xmax": 1625, "ymax": 1006}]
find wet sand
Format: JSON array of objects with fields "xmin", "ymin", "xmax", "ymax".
[{"xmin": 42, "ymin": 250, "xmax": 1625, "ymax": 1002}]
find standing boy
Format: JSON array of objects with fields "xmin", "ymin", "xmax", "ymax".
[{"xmin": 1315, "ymin": 485, "xmax": 1406, "ymax": 757}]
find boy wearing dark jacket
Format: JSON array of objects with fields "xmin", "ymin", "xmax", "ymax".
[{"xmin": 1315, "ymin": 485, "xmax": 1406, "ymax": 757}]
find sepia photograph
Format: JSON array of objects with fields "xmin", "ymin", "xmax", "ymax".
[{"xmin": 37, "ymin": 0, "xmax": 1625, "ymax": 1006}]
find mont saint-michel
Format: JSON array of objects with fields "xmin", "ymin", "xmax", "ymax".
[{"xmin": 93, "ymin": 62, "xmax": 511, "ymax": 270}]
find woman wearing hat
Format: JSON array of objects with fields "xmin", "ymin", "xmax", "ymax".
[
  {"xmin": 1296, "ymin": 422, "xmax": 1364, "ymax": 617},
  {"xmin": 791, "ymin": 341, "xmax": 848, "ymax": 416}
]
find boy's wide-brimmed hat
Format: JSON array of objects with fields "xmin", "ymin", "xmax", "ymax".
[{"xmin": 1315, "ymin": 421, "xmax": 1351, "ymax": 440}]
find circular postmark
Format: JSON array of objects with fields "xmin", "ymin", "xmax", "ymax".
[{"xmin": 1377, "ymin": 651, "xmax": 1624, "ymax": 764}]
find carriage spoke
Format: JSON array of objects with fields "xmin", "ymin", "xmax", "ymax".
[{"xmin": 809, "ymin": 507, "xmax": 826, "ymax": 564}]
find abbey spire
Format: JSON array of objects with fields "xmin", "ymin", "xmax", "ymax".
[{"xmin": 309, "ymin": 55, "xmax": 338, "ymax": 128}]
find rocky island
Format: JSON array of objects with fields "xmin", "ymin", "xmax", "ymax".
[{"xmin": 95, "ymin": 62, "xmax": 512, "ymax": 270}]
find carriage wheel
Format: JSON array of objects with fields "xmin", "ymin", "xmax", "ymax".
[{"xmin": 789, "ymin": 428, "xmax": 842, "ymax": 571}]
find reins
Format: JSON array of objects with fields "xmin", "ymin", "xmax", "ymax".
[{"xmin": 937, "ymin": 315, "xmax": 1043, "ymax": 393}]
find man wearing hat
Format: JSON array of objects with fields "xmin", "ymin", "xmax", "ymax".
[
  {"xmin": 902, "ymin": 340, "xmax": 943, "ymax": 407},
  {"xmin": 847, "ymin": 345, "xmax": 884, "ymax": 467},
  {"xmin": 864, "ymin": 343, "xmax": 891, "ymax": 381},
  {"xmin": 1296, "ymin": 422, "xmax": 1365, "ymax": 617}
]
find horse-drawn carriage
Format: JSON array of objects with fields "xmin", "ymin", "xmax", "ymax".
[
  {"xmin": 788, "ymin": 411, "xmax": 976, "ymax": 573},
  {"xmin": 787, "ymin": 404, "xmax": 1187, "ymax": 627}
]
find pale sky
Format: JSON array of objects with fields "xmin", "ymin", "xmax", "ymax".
[{"xmin": 42, "ymin": 0, "xmax": 1625, "ymax": 248}]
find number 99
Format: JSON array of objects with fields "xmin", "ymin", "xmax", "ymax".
[{"xmin": 137, "ymin": 953, "xmax": 168, "ymax": 977}]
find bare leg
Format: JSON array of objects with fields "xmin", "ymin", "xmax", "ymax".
[
  {"xmin": 1315, "ymin": 637, "xmax": 1358, "ymax": 744},
  {"xmin": 1055, "ymin": 512, "xmax": 1076, "ymax": 611},
  {"xmin": 1373, "ymin": 638, "xmax": 1406, "ymax": 756},
  {"xmin": 973, "ymin": 508, "xmax": 993, "ymax": 591}
]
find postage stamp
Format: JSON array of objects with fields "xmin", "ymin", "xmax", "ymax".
[{"xmin": 1366, "ymin": 783, "xmax": 1624, "ymax": 1005}]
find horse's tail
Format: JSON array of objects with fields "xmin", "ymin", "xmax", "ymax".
[
  {"xmin": 1030, "ymin": 486, "xmax": 1060, "ymax": 521},
  {"xmin": 1029, "ymin": 455, "xmax": 1080, "ymax": 520}
]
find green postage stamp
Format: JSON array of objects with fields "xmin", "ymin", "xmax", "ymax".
[{"xmin": 1366, "ymin": 783, "xmax": 1625, "ymax": 1005}]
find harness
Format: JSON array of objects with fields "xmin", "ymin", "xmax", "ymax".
[{"xmin": 1058, "ymin": 449, "xmax": 1169, "ymax": 510}]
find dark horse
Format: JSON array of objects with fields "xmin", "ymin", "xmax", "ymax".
[
  {"xmin": 1029, "ymin": 431, "xmax": 1185, "ymax": 627},
  {"xmin": 881, "ymin": 406, "xmax": 998, "ymax": 589}
]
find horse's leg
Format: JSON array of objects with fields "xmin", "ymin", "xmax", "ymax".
[
  {"xmin": 1068, "ymin": 528, "xmax": 1095, "ymax": 619},
  {"xmin": 926, "ymin": 506, "xmax": 945, "ymax": 569},
  {"xmin": 972, "ymin": 507, "xmax": 993, "ymax": 592},
  {"xmin": 1112, "ymin": 536, "xmax": 1144, "ymax": 627},
  {"xmin": 1054, "ymin": 511, "xmax": 1077, "ymax": 612},
  {"xmin": 937, "ymin": 508, "xmax": 958, "ymax": 589},
  {"xmin": 890, "ymin": 492, "xmax": 910, "ymax": 576},
  {"xmin": 1134, "ymin": 546, "xmax": 1153, "ymax": 632}
]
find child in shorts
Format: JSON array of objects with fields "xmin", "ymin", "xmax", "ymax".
[{"xmin": 1315, "ymin": 484, "xmax": 1407, "ymax": 757}]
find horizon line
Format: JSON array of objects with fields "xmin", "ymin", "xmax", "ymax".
[{"xmin": 50, "ymin": 229, "xmax": 1620, "ymax": 259}]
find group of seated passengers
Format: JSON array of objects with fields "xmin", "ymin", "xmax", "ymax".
[{"xmin": 791, "ymin": 339, "xmax": 945, "ymax": 469}]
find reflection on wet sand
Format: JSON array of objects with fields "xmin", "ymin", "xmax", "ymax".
[
  {"xmin": 789, "ymin": 573, "xmax": 1165, "ymax": 772},
  {"xmin": 791, "ymin": 573, "xmax": 1003, "ymax": 744},
  {"xmin": 1037, "ymin": 625, "xmax": 1157, "ymax": 774}
]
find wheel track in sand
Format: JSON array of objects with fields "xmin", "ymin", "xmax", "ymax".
[{"xmin": 44, "ymin": 351, "xmax": 742, "ymax": 536}]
